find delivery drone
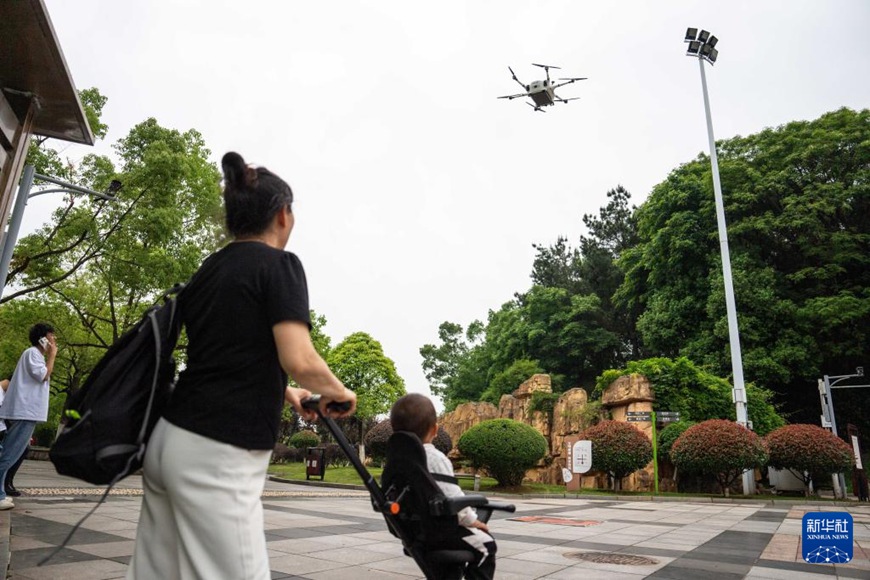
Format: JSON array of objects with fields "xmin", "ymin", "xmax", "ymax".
[{"xmin": 498, "ymin": 63, "xmax": 586, "ymax": 112}]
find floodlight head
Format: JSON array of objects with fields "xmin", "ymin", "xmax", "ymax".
[
  {"xmin": 685, "ymin": 27, "xmax": 698, "ymax": 42},
  {"xmin": 686, "ymin": 40, "xmax": 701, "ymax": 55},
  {"xmin": 698, "ymin": 29, "xmax": 710, "ymax": 43},
  {"xmin": 707, "ymin": 35, "xmax": 719, "ymax": 48},
  {"xmin": 707, "ymin": 47, "xmax": 719, "ymax": 63},
  {"xmin": 700, "ymin": 43, "xmax": 713, "ymax": 57}
]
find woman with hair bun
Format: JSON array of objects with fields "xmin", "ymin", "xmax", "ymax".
[{"xmin": 127, "ymin": 152, "xmax": 356, "ymax": 580}]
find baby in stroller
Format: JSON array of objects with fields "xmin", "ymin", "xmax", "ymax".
[
  {"xmin": 301, "ymin": 395, "xmax": 513, "ymax": 580},
  {"xmin": 390, "ymin": 394, "xmax": 497, "ymax": 580}
]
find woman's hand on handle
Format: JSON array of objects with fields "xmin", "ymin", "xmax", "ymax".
[
  {"xmin": 285, "ymin": 386, "xmax": 316, "ymax": 421},
  {"xmin": 319, "ymin": 388, "xmax": 357, "ymax": 419}
]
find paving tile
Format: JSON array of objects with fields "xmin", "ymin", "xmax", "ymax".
[
  {"xmin": 11, "ymin": 559, "xmax": 128, "ymax": 580},
  {"xmin": 9, "ymin": 460, "xmax": 870, "ymax": 580},
  {"xmin": 497, "ymin": 555, "xmax": 566, "ymax": 577},
  {"xmin": 305, "ymin": 546, "xmax": 397, "ymax": 565},
  {"xmin": 308, "ymin": 568, "xmax": 423, "ymax": 580},
  {"xmin": 543, "ymin": 567, "xmax": 647, "ymax": 579},
  {"xmin": 745, "ymin": 566, "xmax": 833, "ymax": 579},
  {"xmin": 268, "ymin": 553, "xmax": 349, "ymax": 575},
  {"xmin": 364, "ymin": 555, "xmax": 431, "ymax": 576},
  {"xmin": 68, "ymin": 540, "xmax": 135, "ymax": 559}
]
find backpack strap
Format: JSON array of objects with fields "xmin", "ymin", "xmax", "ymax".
[{"xmin": 431, "ymin": 472, "xmax": 459, "ymax": 486}]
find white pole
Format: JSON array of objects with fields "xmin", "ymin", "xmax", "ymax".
[
  {"xmin": 697, "ymin": 56, "xmax": 754, "ymax": 495},
  {"xmin": 0, "ymin": 165, "xmax": 35, "ymax": 297}
]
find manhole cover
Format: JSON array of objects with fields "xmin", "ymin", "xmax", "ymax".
[{"xmin": 564, "ymin": 552, "xmax": 659, "ymax": 566}]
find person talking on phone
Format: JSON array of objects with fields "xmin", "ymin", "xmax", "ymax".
[{"xmin": 0, "ymin": 323, "xmax": 57, "ymax": 510}]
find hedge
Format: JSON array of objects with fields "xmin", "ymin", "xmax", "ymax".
[
  {"xmin": 458, "ymin": 419, "xmax": 547, "ymax": 487},
  {"xmin": 288, "ymin": 430, "xmax": 320, "ymax": 450}
]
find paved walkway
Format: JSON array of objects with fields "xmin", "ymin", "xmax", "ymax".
[{"xmin": 2, "ymin": 460, "xmax": 869, "ymax": 579}]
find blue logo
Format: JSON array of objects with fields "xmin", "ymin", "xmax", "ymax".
[{"xmin": 802, "ymin": 512, "xmax": 853, "ymax": 564}]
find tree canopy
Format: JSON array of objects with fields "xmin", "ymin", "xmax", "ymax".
[
  {"xmin": 1, "ymin": 90, "xmax": 224, "ymax": 409},
  {"xmin": 618, "ymin": 107, "xmax": 870, "ymax": 431},
  {"xmin": 328, "ymin": 331, "xmax": 406, "ymax": 419},
  {"xmin": 422, "ymin": 108, "xmax": 869, "ymax": 435}
]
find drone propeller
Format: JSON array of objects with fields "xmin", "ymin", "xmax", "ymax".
[
  {"xmin": 531, "ymin": 63, "xmax": 561, "ymax": 70},
  {"xmin": 508, "ymin": 66, "xmax": 528, "ymax": 91},
  {"xmin": 552, "ymin": 77, "xmax": 587, "ymax": 90},
  {"xmin": 557, "ymin": 97, "xmax": 581, "ymax": 103},
  {"xmin": 497, "ymin": 93, "xmax": 526, "ymax": 100}
]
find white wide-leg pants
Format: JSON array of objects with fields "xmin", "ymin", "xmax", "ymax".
[{"xmin": 127, "ymin": 418, "xmax": 272, "ymax": 580}]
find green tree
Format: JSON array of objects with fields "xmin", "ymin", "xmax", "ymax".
[
  {"xmin": 420, "ymin": 320, "xmax": 489, "ymax": 410},
  {"xmin": 617, "ymin": 108, "xmax": 870, "ymax": 433},
  {"xmin": 328, "ymin": 332, "xmax": 406, "ymax": 457},
  {"xmin": 423, "ymin": 187, "xmax": 639, "ymax": 409},
  {"xmin": 481, "ymin": 359, "xmax": 542, "ymax": 404},
  {"xmin": 1, "ymin": 110, "xmax": 224, "ymax": 423}
]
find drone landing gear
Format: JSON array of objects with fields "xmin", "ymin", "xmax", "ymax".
[{"xmin": 526, "ymin": 102, "xmax": 545, "ymax": 113}]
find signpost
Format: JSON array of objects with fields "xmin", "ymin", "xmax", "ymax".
[{"xmin": 623, "ymin": 410, "xmax": 682, "ymax": 495}]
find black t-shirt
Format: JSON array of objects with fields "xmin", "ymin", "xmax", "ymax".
[{"xmin": 163, "ymin": 242, "xmax": 311, "ymax": 450}]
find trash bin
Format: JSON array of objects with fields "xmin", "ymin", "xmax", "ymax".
[{"xmin": 306, "ymin": 447, "xmax": 326, "ymax": 481}]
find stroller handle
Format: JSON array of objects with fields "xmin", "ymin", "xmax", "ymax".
[{"xmin": 300, "ymin": 394, "xmax": 353, "ymax": 414}]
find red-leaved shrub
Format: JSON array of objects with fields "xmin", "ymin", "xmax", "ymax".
[
  {"xmin": 581, "ymin": 420, "xmax": 653, "ymax": 490},
  {"xmin": 765, "ymin": 424, "xmax": 853, "ymax": 495},
  {"xmin": 671, "ymin": 419, "xmax": 767, "ymax": 496}
]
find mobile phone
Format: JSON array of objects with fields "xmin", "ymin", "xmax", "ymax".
[{"xmin": 39, "ymin": 337, "xmax": 50, "ymax": 349}]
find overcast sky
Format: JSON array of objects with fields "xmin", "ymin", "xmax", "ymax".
[{"xmin": 25, "ymin": 0, "xmax": 870, "ymax": 408}]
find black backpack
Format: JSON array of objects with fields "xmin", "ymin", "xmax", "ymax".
[{"xmin": 49, "ymin": 284, "xmax": 184, "ymax": 485}]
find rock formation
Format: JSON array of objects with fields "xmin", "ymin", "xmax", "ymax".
[{"xmin": 438, "ymin": 372, "xmax": 659, "ymax": 490}]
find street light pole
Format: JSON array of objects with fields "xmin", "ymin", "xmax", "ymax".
[
  {"xmin": 684, "ymin": 28, "xmax": 754, "ymax": 495},
  {"xmin": 819, "ymin": 367, "xmax": 867, "ymax": 499},
  {"xmin": 0, "ymin": 165, "xmax": 118, "ymax": 297}
]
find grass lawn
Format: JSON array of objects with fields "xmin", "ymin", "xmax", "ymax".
[
  {"xmin": 267, "ymin": 462, "xmax": 855, "ymax": 501},
  {"xmin": 270, "ymin": 462, "xmax": 612, "ymax": 494}
]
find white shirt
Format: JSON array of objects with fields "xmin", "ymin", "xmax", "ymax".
[
  {"xmin": 424, "ymin": 442, "xmax": 478, "ymax": 527},
  {"xmin": 0, "ymin": 346, "xmax": 50, "ymax": 422}
]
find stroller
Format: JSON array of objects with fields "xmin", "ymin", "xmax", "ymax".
[{"xmin": 303, "ymin": 397, "xmax": 516, "ymax": 580}]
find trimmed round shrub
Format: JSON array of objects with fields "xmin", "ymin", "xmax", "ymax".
[
  {"xmin": 364, "ymin": 421, "xmax": 393, "ymax": 463},
  {"xmin": 765, "ymin": 424, "xmax": 853, "ymax": 494},
  {"xmin": 458, "ymin": 419, "xmax": 548, "ymax": 487},
  {"xmin": 581, "ymin": 420, "xmax": 653, "ymax": 490},
  {"xmin": 288, "ymin": 430, "xmax": 320, "ymax": 450},
  {"xmin": 658, "ymin": 421, "xmax": 695, "ymax": 463},
  {"xmin": 364, "ymin": 421, "xmax": 453, "ymax": 464},
  {"xmin": 671, "ymin": 419, "xmax": 767, "ymax": 496}
]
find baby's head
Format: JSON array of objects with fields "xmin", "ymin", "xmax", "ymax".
[{"xmin": 390, "ymin": 393, "xmax": 437, "ymax": 442}]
